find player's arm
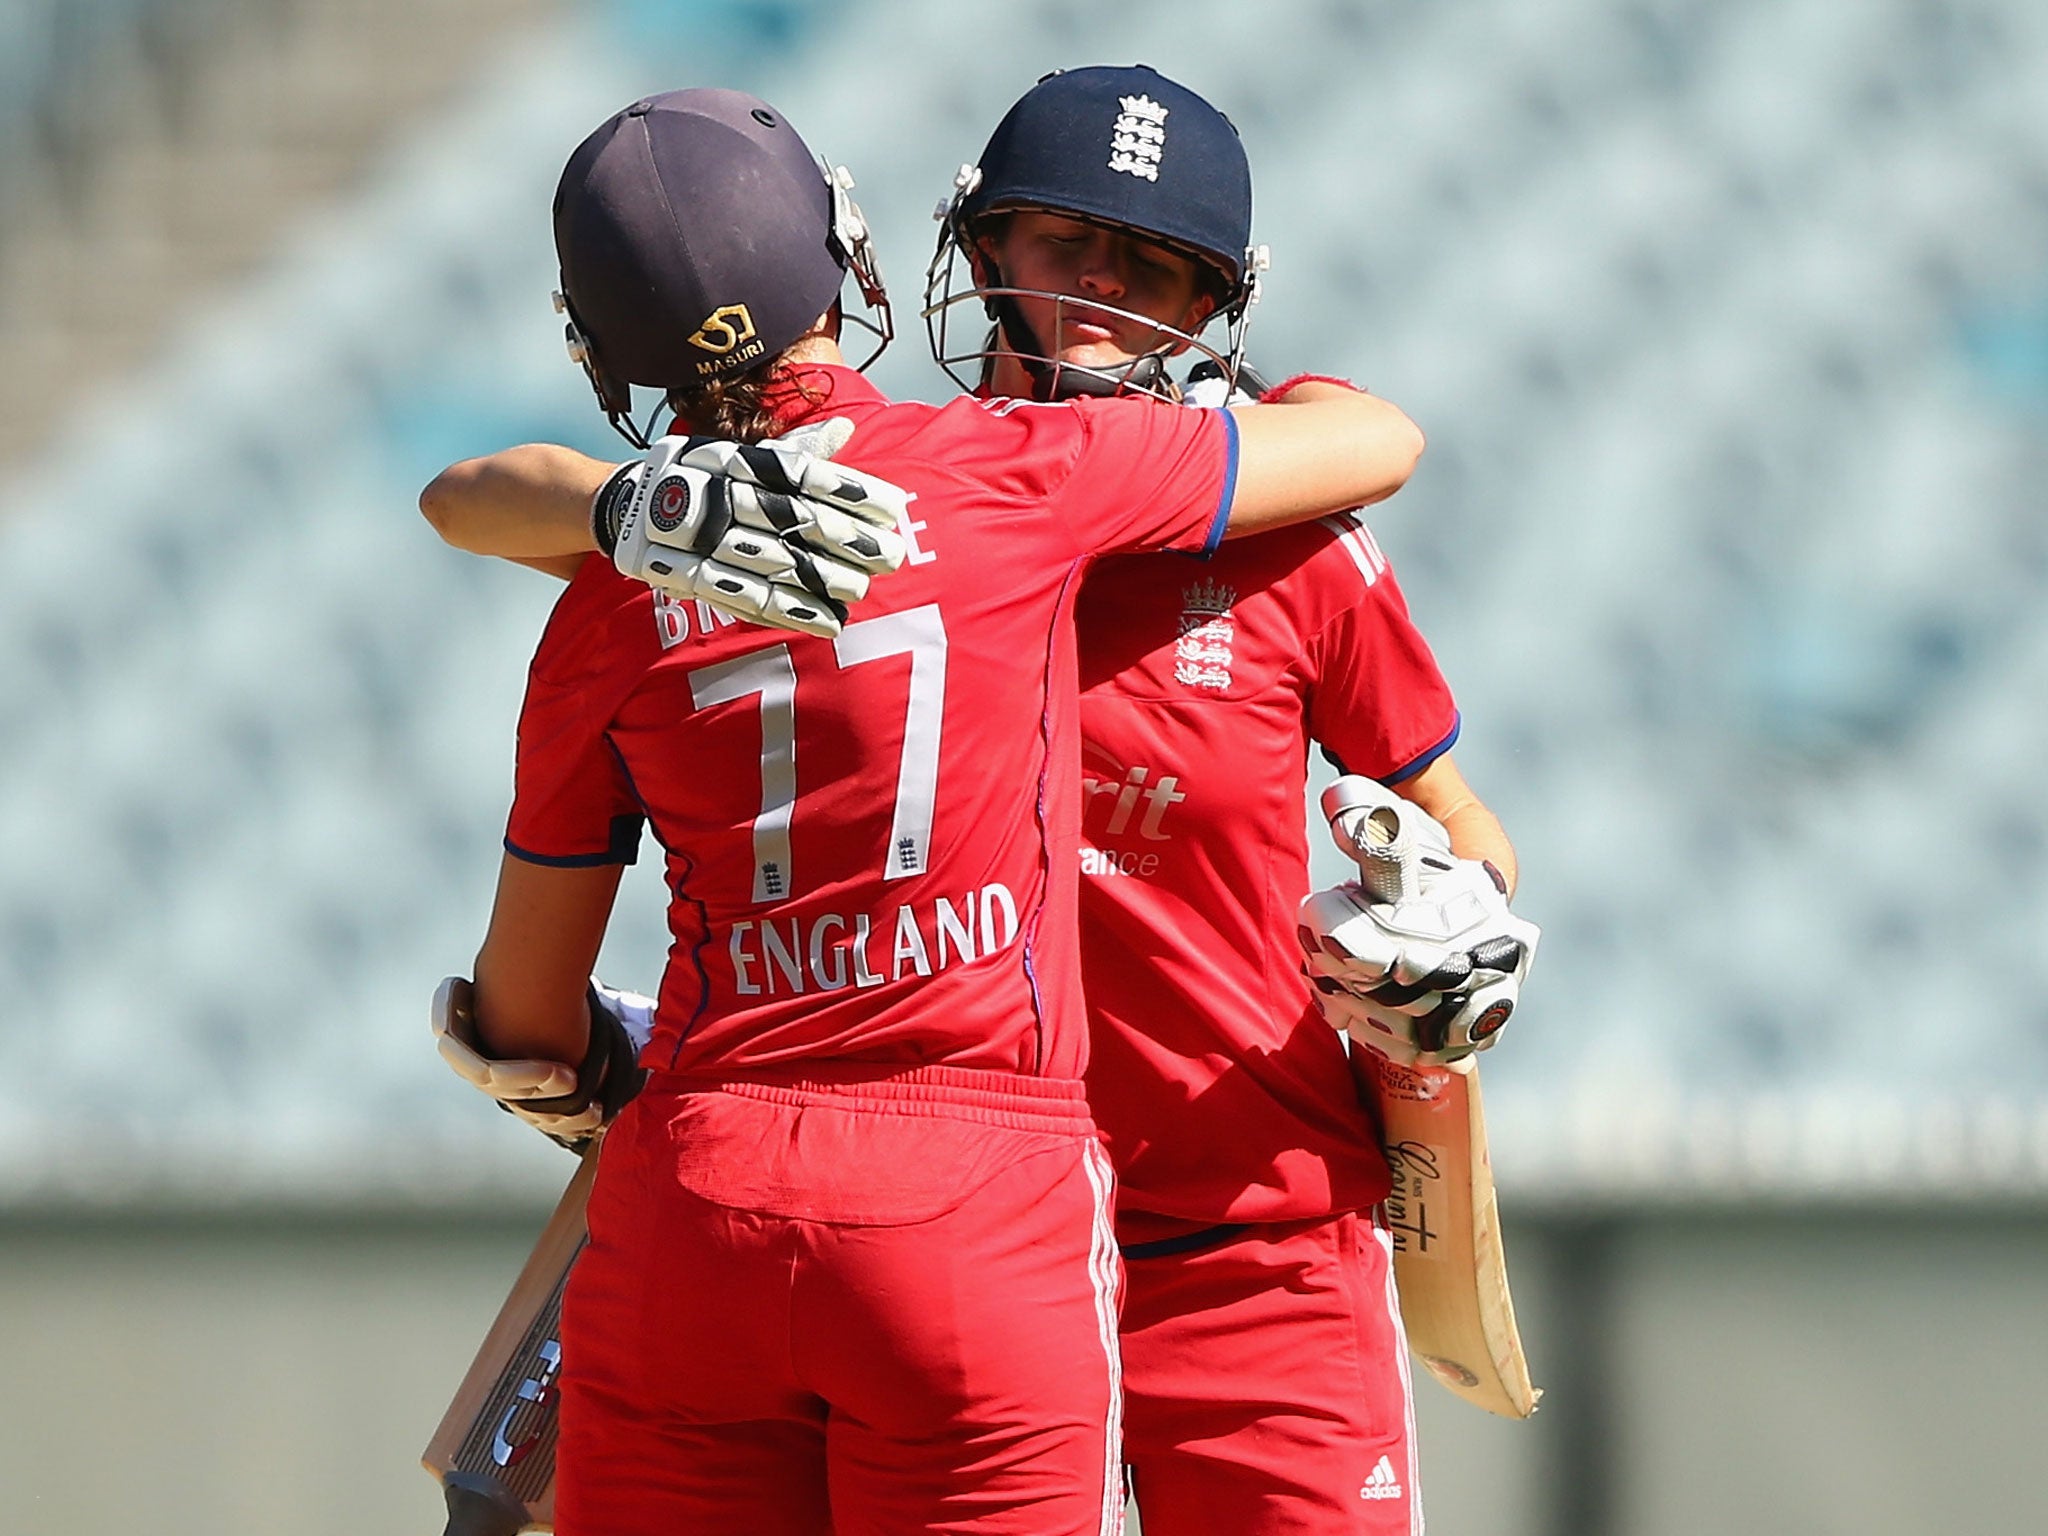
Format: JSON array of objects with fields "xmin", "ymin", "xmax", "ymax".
[
  {"xmin": 420, "ymin": 444, "xmax": 609, "ymax": 564},
  {"xmin": 1394, "ymin": 754, "xmax": 1517, "ymax": 897},
  {"xmin": 1223, "ymin": 379, "xmax": 1426, "ymax": 536},
  {"xmin": 420, "ymin": 424, "xmax": 909, "ymax": 637},
  {"xmin": 432, "ymin": 857, "xmax": 645, "ymax": 1147},
  {"xmin": 471, "ymin": 856, "xmax": 621, "ymax": 1061}
]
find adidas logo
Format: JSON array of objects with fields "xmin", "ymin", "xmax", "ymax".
[{"xmin": 1359, "ymin": 1455, "xmax": 1403, "ymax": 1501}]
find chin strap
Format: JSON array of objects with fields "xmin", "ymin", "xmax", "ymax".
[
  {"xmin": 983, "ymin": 290, "xmax": 1061, "ymax": 400},
  {"xmin": 984, "ymin": 290, "xmax": 1177, "ymax": 403},
  {"xmin": 1045, "ymin": 350, "xmax": 1174, "ymax": 400}
]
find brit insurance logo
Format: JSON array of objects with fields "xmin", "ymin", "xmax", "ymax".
[
  {"xmin": 1108, "ymin": 94, "xmax": 1168, "ymax": 181},
  {"xmin": 1173, "ymin": 578, "xmax": 1235, "ymax": 691}
]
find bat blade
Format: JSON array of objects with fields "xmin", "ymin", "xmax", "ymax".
[
  {"xmin": 422, "ymin": 1144, "xmax": 598, "ymax": 1532},
  {"xmin": 1369, "ymin": 1053, "xmax": 1541, "ymax": 1419}
]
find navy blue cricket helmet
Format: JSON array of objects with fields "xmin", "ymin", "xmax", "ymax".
[
  {"xmin": 552, "ymin": 88, "xmax": 891, "ymax": 445},
  {"xmin": 923, "ymin": 65, "xmax": 1267, "ymax": 401}
]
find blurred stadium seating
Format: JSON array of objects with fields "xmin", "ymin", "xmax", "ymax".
[
  {"xmin": 0, "ymin": 0, "xmax": 554, "ymax": 464},
  {"xmin": 1, "ymin": 0, "xmax": 2044, "ymax": 1204}
]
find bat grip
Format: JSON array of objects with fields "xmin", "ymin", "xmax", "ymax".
[
  {"xmin": 441, "ymin": 1472, "xmax": 530, "ymax": 1536},
  {"xmin": 1351, "ymin": 841, "xmax": 1413, "ymax": 907},
  {"xmin": 1333, "ymin": 807, "xmax": 1416, "ymax": 906},
  {"xmin": 1322, "ymin": 779, "xmax": 1420, "ymax": 906}
]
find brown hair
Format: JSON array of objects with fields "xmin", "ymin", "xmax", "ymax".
[{"xmin": 665, "ymin": 358, "xmax": 830, "ymax": 443}]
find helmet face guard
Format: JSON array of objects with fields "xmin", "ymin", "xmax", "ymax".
[
  {"xmin": 920, "ymin": 66, "xmax": 1267, "ymax": 404},
  {"xmin": 826, "ymin": 162, "xmax": 894, "ymax": 376},
  {"xmin": 923, "ymin": 270, "xmax": 1253, "ymax": 405},
  {"xmin": 922, "ymin": 173, "xmax": 1266, "ymax": 404}
]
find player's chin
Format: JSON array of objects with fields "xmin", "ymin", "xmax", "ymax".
[{"xmin": 1056, "ymin": 342, "xmax": 1152, "ymax": 378}]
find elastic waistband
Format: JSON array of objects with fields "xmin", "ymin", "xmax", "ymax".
[
  {"xmin": 1119, "ymin": 1222, "xmax": 1253, "ymax": 1261},
  {"xmin": 643, "ymin": 1061, "xmax": 1094, "ymax": 1135}
]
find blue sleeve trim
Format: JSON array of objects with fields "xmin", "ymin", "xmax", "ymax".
[
  {"xmin": 1199, "ymin": 409, "xmax": 1239, "ymax": 556},
  {"xmin": 1317, "ymin": 714, "xmax": 1463, "ymax": 784},
  {"xmin": 1383, "ymin": 714, "xmax": 1462, "ymax": 785},
  {"xmin": 504, "ymin": 813, "xmax": 644, "ymax": 868}
]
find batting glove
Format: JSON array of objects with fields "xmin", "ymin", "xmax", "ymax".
[
  {"xmin": 432, "ymin": 976, "xmax": 652, "ymax": 1151},
  {"xmin": 1180, "ymin": 358, "xmax": 1274, "ymax": 409},
  {"xmin": 592, "ymin": 418, "xmax": 910, "ymax": 640},
  {"xmin": 589, "ymin": 976, "xmax": 656, "ymax": 1053},
  {"xmin": 1296, "ymin": 777, "xmax": 1539, "ymax": 1065}
]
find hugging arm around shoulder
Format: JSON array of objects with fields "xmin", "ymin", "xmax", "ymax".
[{"xmin": 1224, "ymin": 381, "xmax": 1424, "ymax": 535}]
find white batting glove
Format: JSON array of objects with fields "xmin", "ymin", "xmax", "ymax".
[
  {"xmin": 589, "ymin": 976, "xmax": 656, "ymax": 1053},
  {"xmin": 1296, "ymin": 777, "xmax": 1539, "ymax": 1065},
  {"xmin": 1180, "ymin": 374, "xmax": 1250, "ymax": 409},
  {"xmin": 593, "ymin": 418, "xmax": 910, "ymax": 639},
  {"xmin": 431, "ymin": 976, "xmax": 651, "ymax": 1150},
  {"xmin": 1180, "ymin": 357, "xmax": 1274, "ymax": 410}
]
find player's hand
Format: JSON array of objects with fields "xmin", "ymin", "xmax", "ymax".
[
  {"xmin": 431, "ymin": 976, "xmax": 651, "ymax": 1150},
  {"xmin": 1296, "ymin": 777, "xmax": 1540, "ymax": 1065},
  {"xmin": 593, "ymin": 418, "xmax": 910, "ymax": 639}
]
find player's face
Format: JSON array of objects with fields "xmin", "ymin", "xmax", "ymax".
[{"xmin": 980, "ymin": 210, "xmax": 1217, "ymax": 391}]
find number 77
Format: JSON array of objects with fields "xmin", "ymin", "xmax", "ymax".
[{"xmin": 688, "ymin": 605, "xmax": 949, "ymax": 903}]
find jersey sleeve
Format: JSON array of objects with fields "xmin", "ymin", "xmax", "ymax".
[
  {"xmin": 1058, "ymin": 398, "xmax": 1238, "ymax": 557},
  {"xmin": 936, "ymin": 393, "xmax": 1236, "ymax": 560},
  {"xmin": 1303, "ymin": 516, "xmax": 1461, "ymax": 784},
  {"xmin": 504, "ymin": 661, "xmax": 645, "ymax": 867}
]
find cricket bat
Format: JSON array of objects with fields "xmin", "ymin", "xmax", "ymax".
[
  {"xmin": 421, "ymin": 1142, "xmax": 597, "ymax": 1535},
  {"xmin": 1320, "ymin": 776, "xmax": 1541, "ymax": 1419},
  {"xmin": 1368, "ymin": 1051, "xmax": 1541, "ymax": 1418}
]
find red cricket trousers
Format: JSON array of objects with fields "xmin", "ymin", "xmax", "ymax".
[
  {"xmin": 555, "ymin": 1065, "xmax": 1125, "ymax": 1536},
  {"xmin": 1120, "ymin": 1211, "xmax": 1419, "ymax": 1534}
]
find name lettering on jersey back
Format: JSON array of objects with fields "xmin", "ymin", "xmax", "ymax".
[
  {"xmin": 727, "ymin": 882, "xmax": 1017, "ymax": 994},
  {"xmin": 654, "ymin": 591, "xmax": 743, "ymax": 650},
  {"xmin": 896, "ymin": 493, "xmax": 936, "ymax": 567},
  {"xmin": 653, "ymin": 495, "xmax": 938, "ymax": 649}
]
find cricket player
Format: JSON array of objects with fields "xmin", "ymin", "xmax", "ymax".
[
  {"xmin": 426, "ymin": 87, "xmax": 1427, "ymax": 1536},
  {"xmin": 924, "ymin": 67, "xmax": 1537, "ymax": 1533}
]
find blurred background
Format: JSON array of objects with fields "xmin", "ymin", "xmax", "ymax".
[{"xmin": 2, "ymin": 0, "xmax": 2044, "ymax": 1531}]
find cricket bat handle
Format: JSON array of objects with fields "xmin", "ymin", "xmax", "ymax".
[
  {"xmin": 1320, "ymin": 778, "xmax": 1420, "ymax": 905},
  {"xmin": 440, "ymin": 1471, "xmax": 531, "ymax": 1536}
]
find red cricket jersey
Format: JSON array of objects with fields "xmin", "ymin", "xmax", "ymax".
[
  {"xmin": 1074, "ymin": 512, "xmax": 1459, "ymax": 1239},
  {"xmin": 505, "ymin": 365, "xmax": 1237, "ymax": 1082}
]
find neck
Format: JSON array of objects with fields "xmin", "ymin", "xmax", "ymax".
[
  {"xmin": 782, "ymin": 331, "xmax": 846, "ymax": 369},
  {"xmin": 986, "ymin": 353, "xmax": 1034, "ymax": 400}
]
